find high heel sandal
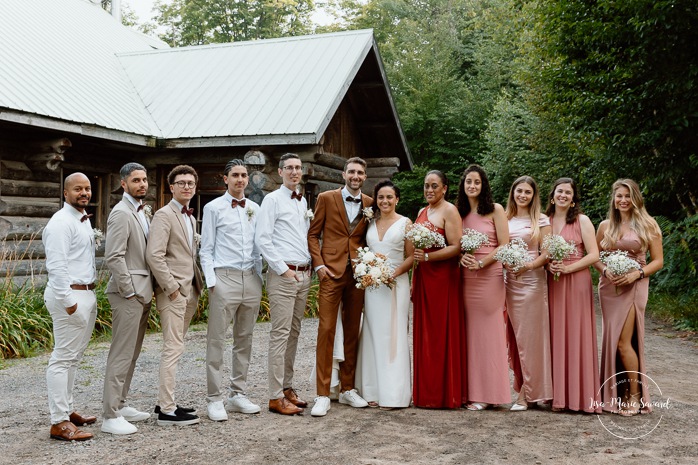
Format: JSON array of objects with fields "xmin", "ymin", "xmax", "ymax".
[
  {"xmin": 619, "ymin": 393, "xmax": 641, "ymax": 417},
  {"xmin": 466, "ymin": 402, "xmax": 491, "ymax": 411}
]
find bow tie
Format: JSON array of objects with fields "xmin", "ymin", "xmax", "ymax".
[
  {"xmin": 80, "ymin": 214, "xmax": 93, "ymax": 223},
  {"xmin": 181, "ymin": 206, "xmax": 194, "ymax": 216},
  {"xmin": 291, "ymin": 191, "xmax": 303, "ymax": 201},
  {"xmin": 345, "ymin": 196, "xmax": 362, "ymax": 204},
  {"xmin": 231, "ymin": 198, "xmax": 246, "ymax": 208},
  {"xmin": 137, "ymin": 204, "xmax": 145, "ymax": 212}
]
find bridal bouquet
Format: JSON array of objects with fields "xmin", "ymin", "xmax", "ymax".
[
  {"xmin": 542, "ymin": 234, "xmax": 577, "ymax": 281},
  {"xmin": 494, "ymin": 238, "xmax": 532, "ymax": 273},
  {"xmin": 352, "ymin": 247, "xmax": 396, "ymax": 290},
  {"xmin": 405, "ymin": 223, "xmax": 446, "ymax": 250},
  {"xmin": 460, "ymin": 228, "xmax": 489, "ymax": 254}
]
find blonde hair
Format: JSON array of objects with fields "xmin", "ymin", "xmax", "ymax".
[
  {"xmin": 505, "ymin": 176, "xmax": 543, "ymax": 242},
  {"xmin": 601, "ymin": 179, "xmax": 661, "ymax": 250}
]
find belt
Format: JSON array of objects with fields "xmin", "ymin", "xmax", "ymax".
[
  {"xmin": 70, "ymin": 283, "xmax": 95, "ymax": 291},
  {"xmin": 287, "ymin": 264, "xmax": 311, "ymax": 272}
]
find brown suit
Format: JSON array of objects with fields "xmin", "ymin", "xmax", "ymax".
[
  {"xmin": 308, "ymin": 188, "xmax": 371, "ymax": 396},
  {"xmin": 103, "ymin": 197, "xmax": 153, "ymax": 419},
  {"xmin": 146, "ymin": 200, "xmax": 203, "ymax": 412}
]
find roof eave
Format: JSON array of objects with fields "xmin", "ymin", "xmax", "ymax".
[{"xmin": 160, "ymin": 133, "xmax": 320, "ymax": 149}]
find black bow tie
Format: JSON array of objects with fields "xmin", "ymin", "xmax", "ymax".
[
  {"xmin": 231, "ymin": 198, "xmax": 246, "ymax": 208},
  {"xmin": 346, "ymin": 196, "xmax": 362, "ymax": 204},
  {"xmin": 181, "ymin": 206, "xmax": 194, "ymax": 216},
  {"xmin": 80, "ymin": 214, "xmax": 93, "ymax": 223},
  {"xmin": 291, "ymin": 191, "xmax": 303, "ymax": 201}
]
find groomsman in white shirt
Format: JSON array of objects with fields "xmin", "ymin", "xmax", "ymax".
[
  {"xmin": 256, "ymin": 153, "xmax": 312, "ymax": 415},
  {"xmin": 43, "ymin": 172, "xmax": 98, "ymax": 441},
  {"xmin": 200, "ymin": 159, "xmax": 263, "ymax": 422}
]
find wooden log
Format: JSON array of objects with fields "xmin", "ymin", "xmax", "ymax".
[
  {"xmin": 9, "ymin": 273, "xmax": 48, "ymax": 289},
  {"xmin": 25, "ymin": 137, "xmax": 72, "ymax": 154},
  {"xmin": 28, "ymin": 152, "xmax": 65, "ymax": 171},
  {"xmin": 304, "ymin": 163, "xmax": 344, "ymax": 184},
  {"xmin": 0, "ymin": 257, "xmax": 105, "ymax": 277},
  {"xmin": 0, "ymin": 197, "xmax": 60, "ymax": 218},
  {"xmin": 308, "ymin": 180, "xmax": 344, "ymax": 193},
  {"xmin": 0, "ymin": 238, "xmax": 45, "ymax": 260},
  {"xmin": 0, "ymin": 216, "xmax": 49, "ymax": 240},
  {"xmin": 366, "ymin": 157, "xmax": 400, "ymax": 168},
  {"xmin": 366, "ymin": 166, "xmax": 399, "ymax": 178},
  {"xmin": 0, "ymin": 160, "xmax": 33, "ymax": 181},
  {"xmin": 0, "ymin": 179, "xmax": 61, "ymax": 198},
  {"xmin": 298, "ymin": 152, "xmax": 347, "ymax": 170}
]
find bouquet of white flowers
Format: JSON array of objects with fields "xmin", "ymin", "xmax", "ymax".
[
  {"xmin": 460, "ymin": 228, "xmax": 489, "ymax": 254},
  {"xmin": 494, "ymin": 238, "xmax": 532, "ymax": 273},
  {"xmin": 405, "ymin": 223, "xmax": 446, "ymax": 250},
  {"xmin": 542, "ymin": 234, "xmax": 577, "ymax": 281},
  {"xmin": 352, "ymin": 247, "xmax": 396, "ymax": 290},
  {"xmin": 600, "ymin": 250, "xmax": 640, "ymax": 297}
]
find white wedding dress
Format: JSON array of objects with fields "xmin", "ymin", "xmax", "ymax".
[{"xmin": 356, "ymin": 217, "xmax": 412, "ymax": 407}]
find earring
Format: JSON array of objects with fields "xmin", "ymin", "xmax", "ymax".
[
  {"xmin": 550, "ymin": 199, "xmax": 555, "ymax": 205},
  {"xmin": 571, "ymin": 202, "xmax": 576, "ymax": 207}
]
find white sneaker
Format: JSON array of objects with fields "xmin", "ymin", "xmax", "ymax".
[
  {"xmin": 311, "ymin": 396, "xmax": 331, "ymax": 417},
  {"xmin": 339, "ymin": 389, "xmax": 369, "ymax": 408},
  {"xmin": 117, "ymin": 406, "xmax": 150, "ymax": 422},
  {"xmin": 226, "ymin": 393, "xmax": 261, "ymax": 414},
  {"xmin": 207, "ymin": 401, "xmax": 228, "ymax": 421},
  {"xmin": 101, "ymin": 416, "xmax": 138, "ymax": 435}
]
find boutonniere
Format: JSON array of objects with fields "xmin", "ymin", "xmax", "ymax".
[
  {"xmin": 362, "ymin": 207, "xmax": 374, "ymax": 222},
  {"xmin": 194, "ymin": 232, "xmax": 201, "ymax": 247},
  {"xmin": 304, "ymin": 209, "xmax": 315, "ymax": 221},
  {"xmin": 246, "ymin": 206, "xmax": 255, "ymax": 222},
  {"xmin": 142, "ymin": 204, "xmax": 153, "ymax": 220},
  {"xmin": 93, "ymin": 228, "xmax": 104, "ymax": 248}
]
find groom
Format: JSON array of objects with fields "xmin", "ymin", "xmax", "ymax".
[{"xmin": 308, "ymin": 157, "xmax": 372, "ymax": 417}]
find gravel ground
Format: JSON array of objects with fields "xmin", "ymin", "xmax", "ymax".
[{"xmin": 0, "ymin": 312, "xmax": 696, "ymax": 464}]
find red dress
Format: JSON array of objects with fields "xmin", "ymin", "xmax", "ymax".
[{"xmin": 412, "ymin": 208, "xmax": 467, "ymax": 408}]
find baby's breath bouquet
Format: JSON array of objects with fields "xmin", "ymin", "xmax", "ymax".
[
  {"xmin": 460, "ymin": 228, "xmax": 489, "ymax": 254},
  {"xmin": 600, "ymin": 250, "xmax": 641, "ymax": 294},
  {"xmin": 352, "ymin": 247, "xmax": 396, "ymax": 290},
  {"xmin": 542, "ymin": 234, "xmax": 577, "ymax": 281},
  {"xmin": 494, "ymin": 238, "xmax": 532, "ymax": 273},
  {"xmin": 405, "ymin": 223, "xmax": 446, "ymax": 250}
]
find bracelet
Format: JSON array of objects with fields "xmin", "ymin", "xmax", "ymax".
[
  {"xmin": 425, "ymin": 253, "xmax": 429, "ymax": 262},
  {"xmin": 478, "ymin": 260, "xmax": 484, "ymax": 269},
  {"xmin": 602, "ymin": 267, "xmax": 607, "ymax": 278},
  {"xmin": 639, "ymin": 269, "xmax": 645, "ymax": 279}
]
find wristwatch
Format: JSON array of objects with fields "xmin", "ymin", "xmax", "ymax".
[
  {"xmin": 478, "ymin": 260, "xmax": 484, "ymax": 269},
  {"xmin": 425, "ymin": 253, "xmax": 429, "ymax": 262}
]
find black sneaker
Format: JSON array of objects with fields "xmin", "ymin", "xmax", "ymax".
[
  {"xmin": 156, "ymin": 410, "xmax": 200, "ymax": 426},
  {"xmin": 154, "ymin": 405, "xmax": 196, "ymax": 415}
]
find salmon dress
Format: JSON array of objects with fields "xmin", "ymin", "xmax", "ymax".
[
  {"xmin": 462, "ymin": 213, "xmax": 511, "ymax": 405},
  {"xmin": 506, "ymin": 216, "xmax": 553, "ymax": 402},
  {"xmin": 598, "ymin": 230, "xmax": 651, "ymax": 413},
  {"xmin": 412, "ymin": 208, "xmax": 467, "ymax": 408},
  {"xmin": 547, "ymin": 216, "xmax": 601, "ymax": 413}
]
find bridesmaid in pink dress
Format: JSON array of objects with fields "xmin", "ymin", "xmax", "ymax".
[
  {"xmin": 593, "ymin": 179, "xmax": 663, "ymax": 416},
  {"xmin": 504, "ymin": 176, "xmax": 553, "ymax": 411},
  {"xmin": 545, "ymin": 177, "xmax": 601, "ymax": 413},
  {"xmin": 457, "ymin": 165, "xmax": 511, "ymax": 410}
]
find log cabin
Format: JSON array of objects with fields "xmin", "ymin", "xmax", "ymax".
[{"xmin": 0, "ymin": 0, "xmax": 412, "ymax": 285}]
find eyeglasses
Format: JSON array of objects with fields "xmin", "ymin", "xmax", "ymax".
[
  {"xmin": 282, "ymin": 166, "xmax": 303, "ymax": 172},
  {"xmin": 173, "ymin": 181, "xmax": 196, "ymax": 188}
]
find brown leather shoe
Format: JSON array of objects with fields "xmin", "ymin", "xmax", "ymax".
[
  {"xmin": 69, "ymin": 411, "xmax": 97, "ymax": 426},
  {"xmin": 283, "ymin": 387, "xmax": 308, "ymax": 408},
  {"xmin": 268, "ymin": 397, "xmax": 303, "ymax": 415},
  {"xmin": 50, "ymin": 421, "xmax": 93, "ymax": 441}
]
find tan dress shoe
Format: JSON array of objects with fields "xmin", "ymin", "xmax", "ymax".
[
  {"xmin": 50, "ymin": 421, "xmax": 93, "ymax": 441},
  {"xmin": 283, "ymin": 388, "xmax": 308, "ymax": 408},
  {"xmin": 69, "ymin": 411, "xmax": 97, "ymax": 426},
  {"xmin": 268, "ymin": 397, "xmax": 303, "ymax": 415}
]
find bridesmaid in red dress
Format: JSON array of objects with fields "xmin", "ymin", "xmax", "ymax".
[
  {"xmin": 593, "ymin": 179, "xmax": 663, "ymax": 416},
  {"xmin": 457, "ymin": 165, "xmax": 511, "ymax": 411},
  {"xmin": 545, "ymin": 178, "xmax": 601, "ymax": 413},
  {"xmin": 412, "ymin": 170, "xmax": 467, "ymax": 408}
]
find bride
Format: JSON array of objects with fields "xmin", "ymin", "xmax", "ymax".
[{"xmin": 356, "ymin": 180, "xmax": 414, "ymax": 408}]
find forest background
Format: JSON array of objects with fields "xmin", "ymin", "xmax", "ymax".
[{"xmin": 3, "ymin": 0, "xmax": 694, "ymax": 359}]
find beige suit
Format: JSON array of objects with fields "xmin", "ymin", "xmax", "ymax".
[
  {"xmin": 146, "ymin": 200, "xmax": 203, "ymax": 412},
  {"xmin": 103, "ymin": 197, "xmax": 153, "ymax": 419}
]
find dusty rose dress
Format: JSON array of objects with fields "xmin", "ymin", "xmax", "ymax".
[
  {"xmin": 598, "ymin": 230, "xmax": 651, "ymax": 413},
  {"xmin": 506, "ymin": 216, "xmax": 553, "ymax": 403},
  {"xmin": 412, "ymin": 209, "xmax": 467, "ymax": 408},
  {"xmin": 462, "ymin": 213, "xmax": 511, "ymax": 405},
  {"xmin": 547, "ymin": 216, "xmax": 601, "ymax": 413}
]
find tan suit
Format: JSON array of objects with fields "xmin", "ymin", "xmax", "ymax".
[
  {"xmin": 146, "ymin": 200, "xmax": 203, "ymax": 412},
  {"xmin": 308, "ymin": 189, "xmax": 371, "ymax": 396},
  {"xmin": 103, "ymin": 197, "xmax": 153, "ymax": 419}
]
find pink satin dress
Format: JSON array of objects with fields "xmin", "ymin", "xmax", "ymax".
[
  {"xmin": 598, "ymin": 230, "xmax": 651, "ymax": 413},
  {"xmin": 462, "ymin": 213, "xmax": 511, "ymax": 405},
  {"xmin": 547, "ymin": 216, "xmax": 601, "ymax": 413},
  {"xmin": 505, "ymin": 216, "xmax": 553, "ymax": 402}
]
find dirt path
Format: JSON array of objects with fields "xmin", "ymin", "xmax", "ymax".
[{"xmin": 0, "ymin": 311, "xmax": 696, "ymax": 464}]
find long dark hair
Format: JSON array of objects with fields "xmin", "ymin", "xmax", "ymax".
[
  {"xmin": 456, "ymin": 164, "xmax": 494, "ymax": 217},
  {"xmin": 545, "ymin": 177, "xmax": 581, "ymax": 224},
  {"xmin": 371, "ymin": 179, "xmax": 400, "ymax": 215}
]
